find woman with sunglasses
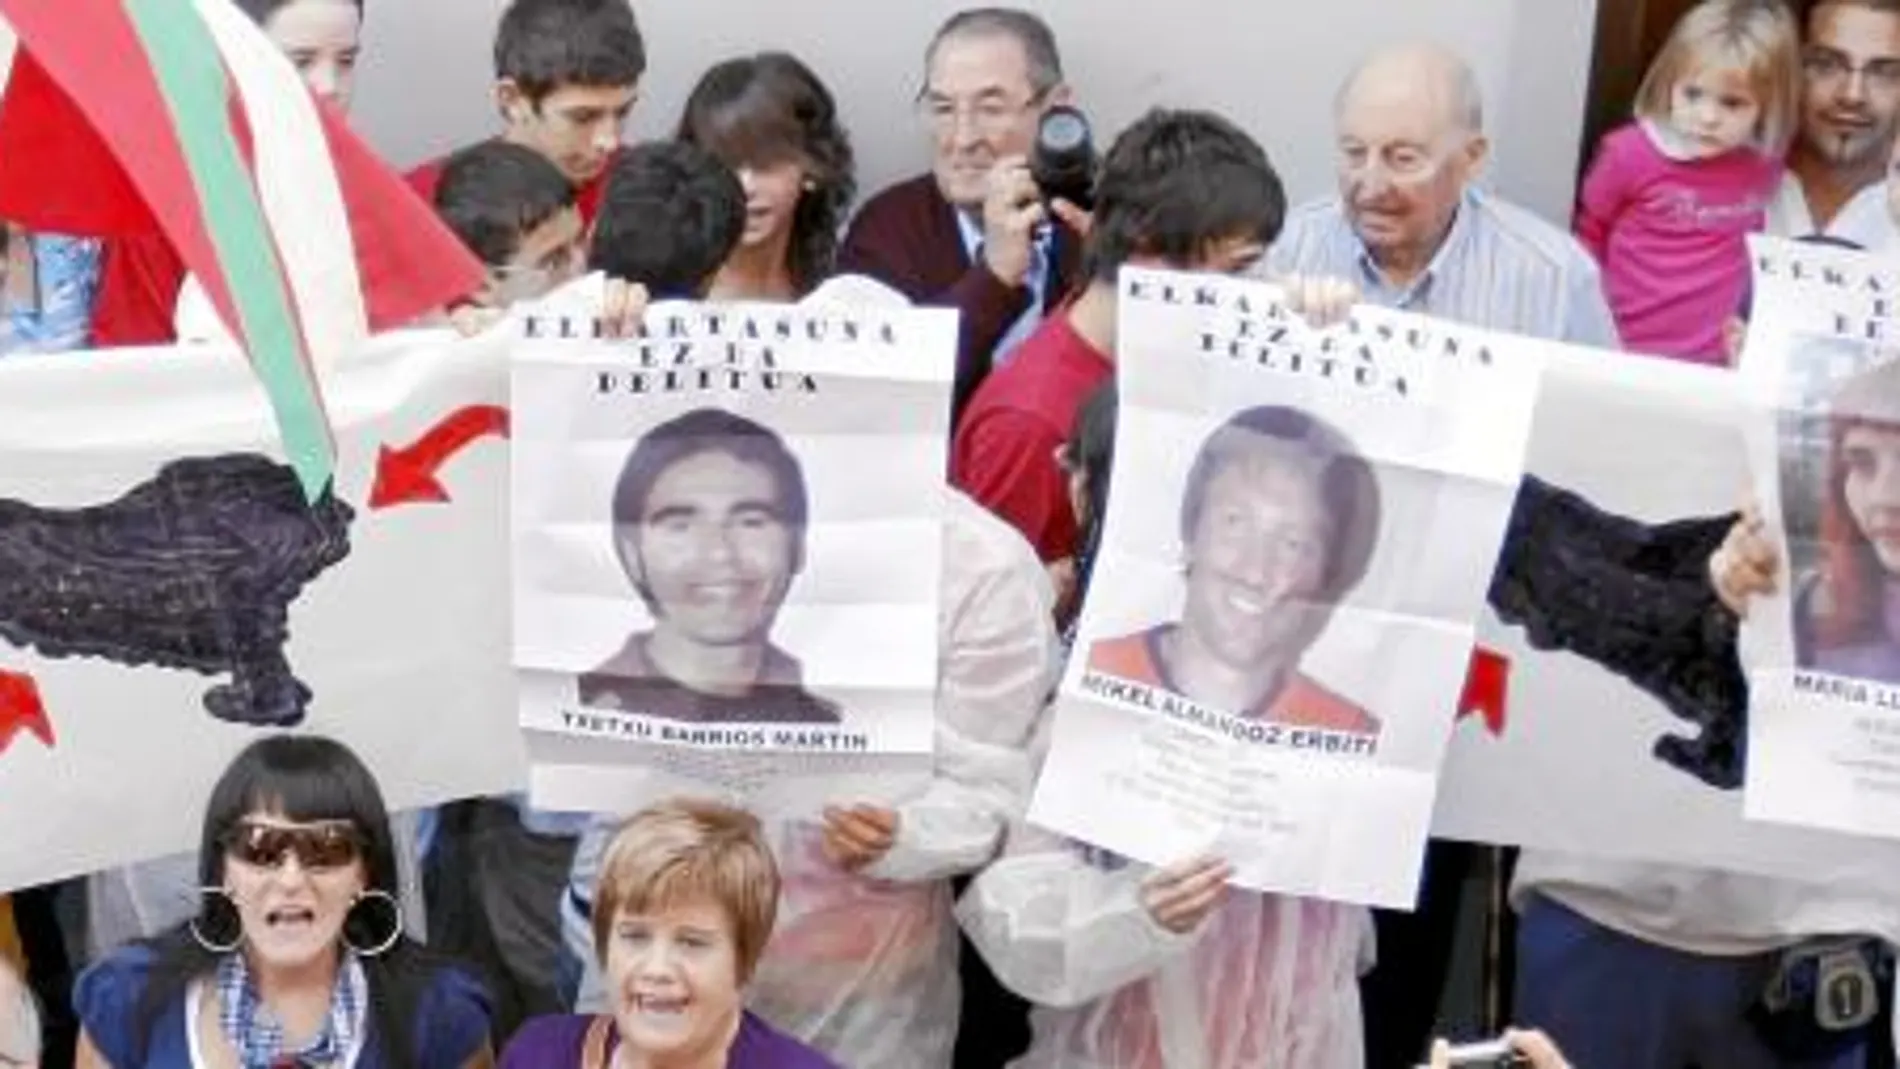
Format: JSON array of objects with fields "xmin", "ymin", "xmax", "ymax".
[{"xmin": 73, "ymin": 735, "xmax": 493, "ymax": 1069}]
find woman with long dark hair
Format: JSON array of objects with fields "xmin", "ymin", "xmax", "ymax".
[
  {"xmin": 676, "ymin": 53, "xmax": 856, "ymax": 301},
  {"xmin": 74, "ymin": 736, "xmax": 491, "ymax": 1068}
]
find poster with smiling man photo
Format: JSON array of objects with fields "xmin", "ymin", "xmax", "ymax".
[
  {"xmin": 1083, "ymin": 404, "xmax": 1384, "ymax": 741},
  {"xmin": 578, "ymin": 407, "xmax": 841, "ymax": 725},
  {"xmin": 510, "ymin": 295, "xmax": 955, "ymax": 809},
  {"xmin": 1026, "ymin": 267, "xmax": 1541, "ymax": 909}
]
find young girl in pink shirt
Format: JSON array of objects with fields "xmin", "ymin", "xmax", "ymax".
[{"xmin": 1575, "ymin": 0, "xmax": 1800, "ymax": 364}]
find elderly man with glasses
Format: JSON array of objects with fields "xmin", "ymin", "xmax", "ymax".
[
  {"xmin": 837, "ymin": 7, "xmax": 1087, "ymax": 426},
  {"xmin": 1267, "ymin": 40, "xmax": 1619, "ymax": 1069},
  {"xmin": 1270, "ymin": 42, "xmax": 1619, "ymax": 349}
]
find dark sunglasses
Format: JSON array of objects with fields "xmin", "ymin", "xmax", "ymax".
[{"xmin": 220, "ymin": 821, "xmax": 363, "ymax": 871}]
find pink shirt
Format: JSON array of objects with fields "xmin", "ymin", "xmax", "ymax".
[{"xmin": 1574, "ymin": 122, "xmax": 1780, "ymax": 364}]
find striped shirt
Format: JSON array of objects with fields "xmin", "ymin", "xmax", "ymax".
[{"xmin": 1268, "ymin": 187, "xmax": 1621, "ymax": 347}]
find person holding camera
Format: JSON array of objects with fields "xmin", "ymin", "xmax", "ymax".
[{"xmin": 837, "ymin": 8, "xmax": 1088, "ymax": 425}]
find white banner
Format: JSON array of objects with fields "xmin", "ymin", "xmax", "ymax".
[
  {"xmin": 1432, "ymin": 330, "xmax": 1900, "ymax": 894},
  {"xmin": 0, "ymin": 329, "xmax": 524, "ymax": 892},
  {"xmin": 1026, "ymin": 268, "xmax": 1539, "ymax": 908},
  {"xmin": 511, "ymin": 297, "xmax": 957, "ymax": 813},
  {"xmin": 1741, "ymin": 236, "xmax": 1900, "ymax": 839}
]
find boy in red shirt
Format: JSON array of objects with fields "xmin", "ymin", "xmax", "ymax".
[{"xmin": 406, "ymin": 0, "xmax": 646, "ymax": 227}]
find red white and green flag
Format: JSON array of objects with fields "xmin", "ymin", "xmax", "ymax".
[{"xmin": 0, "ymin": 0, "xmax": 486, "ymax": 500}]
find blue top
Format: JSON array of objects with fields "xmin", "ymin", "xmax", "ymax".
[
  {"xmin": 74, "ymin": 944, "xmax": 491, "ymax": 1068},
  {"xmin": 1269, "ymin": 187, "xmax": 1621, "ymax": 349},
  {"xmin": 1, "ymin": 233, "xmax": 101, "ymax": 355}
]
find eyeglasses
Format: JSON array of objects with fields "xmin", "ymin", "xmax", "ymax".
[
  {"xmin": 916, "ymin": 90, "xmax": 1046, "ymax": 136},
  {"xmin": 1802, "ymin": 48, "xmax": 1900, "ymax": 90},
  {"xmin": 221, "ymin": 821, "xmax": 363, "ymax": 871}
]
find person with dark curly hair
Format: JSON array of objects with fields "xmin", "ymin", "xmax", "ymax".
[{"xmin": 677, "ymin": 53, "xmax": 857, "ymax": 302}]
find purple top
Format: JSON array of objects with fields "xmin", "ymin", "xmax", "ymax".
[{"xmin": 499, "ymin": 1012, "xmax": 839, "ymax": 1069}]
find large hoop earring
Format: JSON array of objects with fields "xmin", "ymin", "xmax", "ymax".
[
  {"xmin": 341, "ymin": 889, "xmax": 403, "ymax": 958},
  {"xmin": 188, "ymin": 887, "xmax": 244, "ymax": 955}
]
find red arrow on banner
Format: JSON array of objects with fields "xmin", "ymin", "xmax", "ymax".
[
  {"xmin": 369, "ymin": 404, "xmax": 510, "ymax": 510},
  {"xmin": 0, "ymin": 669, "xmax": 53, "ymax": 755},
  {"xmin": 1457, "ymin": 646, "xmax": 1510, "ymax": 737}
]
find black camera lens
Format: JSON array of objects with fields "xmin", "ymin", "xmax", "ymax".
[
  {"xmin": 1040, "ymin": 109, "xmax": 1089, "ymax": 154},
  {"xmin": 1030, "ymin": 105, "xmax": 1097, "ymax": 212}
]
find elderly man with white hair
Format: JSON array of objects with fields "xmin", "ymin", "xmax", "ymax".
[
  {"xmin": 1271, "ymin": 42, "xmax": 1619, "ymax": 347},
  {"xmin": 1268, "ymin": 40, "xmax": 1621, "ymax": 1068}
]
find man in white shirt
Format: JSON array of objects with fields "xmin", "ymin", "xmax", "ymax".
[{"xmin": 1768, "ymin": 0, "xmax": 1900, "ymax": 241}]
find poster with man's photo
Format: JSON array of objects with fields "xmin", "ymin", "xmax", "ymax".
[
  {"xmin": 1026, "ymin": 268, "xmax": 1541, "ymax": 908},
  {"xmin": 510, "ymin": 296, "xmax": 957, "ymax": 812},
  {"xmin": 1740, "ymin": 236, "xmax": 1900, "ymax": 840}
]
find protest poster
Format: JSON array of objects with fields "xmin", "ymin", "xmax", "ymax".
[
  {"xmin": 1738, "ymin": 236, "xmax": 1900, "ymax": 840},
  {"xmin": 0, "ymin": 328, "xmax": 523, "ymax": 892},
  {"xmin": 1432, "ymin": 321, "xmax": 1900, "ymax": 895},
  {"xmin": 1025, "ymin": 267, "xmax": 1539, "ymax": 908},
  {"xmin": 510, "ymin": 294, "xmax": 956, "ymax": 813}
]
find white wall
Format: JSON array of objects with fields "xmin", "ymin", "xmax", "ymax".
[{"xmin": 351, "ymin": 0, "xmax": 1599, "ymax": 227}]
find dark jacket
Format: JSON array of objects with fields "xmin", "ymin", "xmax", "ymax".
[{"xmin": 837, "ymin": 173, "xmax": 1083, "ymax": 425}]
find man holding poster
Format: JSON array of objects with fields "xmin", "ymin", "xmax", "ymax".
[
  {"xmin": 1085, "ymin": 404, "xmax": 1382, "ymax": 741},
  {"xmin": 577, "ymin": 406, "xmax": 842, "ymax": 725},
  {"xmin": 1024, "ymin": 267, "xmax": 1539, "ymax": 911}
]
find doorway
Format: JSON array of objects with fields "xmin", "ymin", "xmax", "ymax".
[
  {"xmin": 1577, "ymin": 0, "xmax": 1820, "ymax": 188},
  {"xmin": 1576, "ymin": 0, "xmax": 1702, "ymax": 185}
]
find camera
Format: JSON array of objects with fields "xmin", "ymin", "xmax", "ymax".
[
  {"xmin": 1414, "ymin": 1039, "xmax": 1528, "ymax": 1068},
  {"xmin": 1030, "ymin": 104, "xmax": 1097, "ymax": 213}
]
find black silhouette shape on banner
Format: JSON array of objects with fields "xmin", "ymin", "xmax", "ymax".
[
  {"xmin": 0, "ymin": 454, "xmax": 354, "ymax": 727},
  {"xmin": 1488, "ymin": 476, "xmax": 1745, "ymax": 790}
]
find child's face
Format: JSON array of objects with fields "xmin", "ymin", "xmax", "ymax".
[
  {"xmin": 499, "ymin": 82, "xmax": 640, "ymax": 186},
  {"xmin": 1669, "ymin": 63, "xmax": 1761, "ymax": 156},
  {"xmin": 267, "ymin": 0, "xmax": 362, "ymax": 113},
  {"xmin": 485, "ymin": 207, "xmax": 585, "ymax": 306}
]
